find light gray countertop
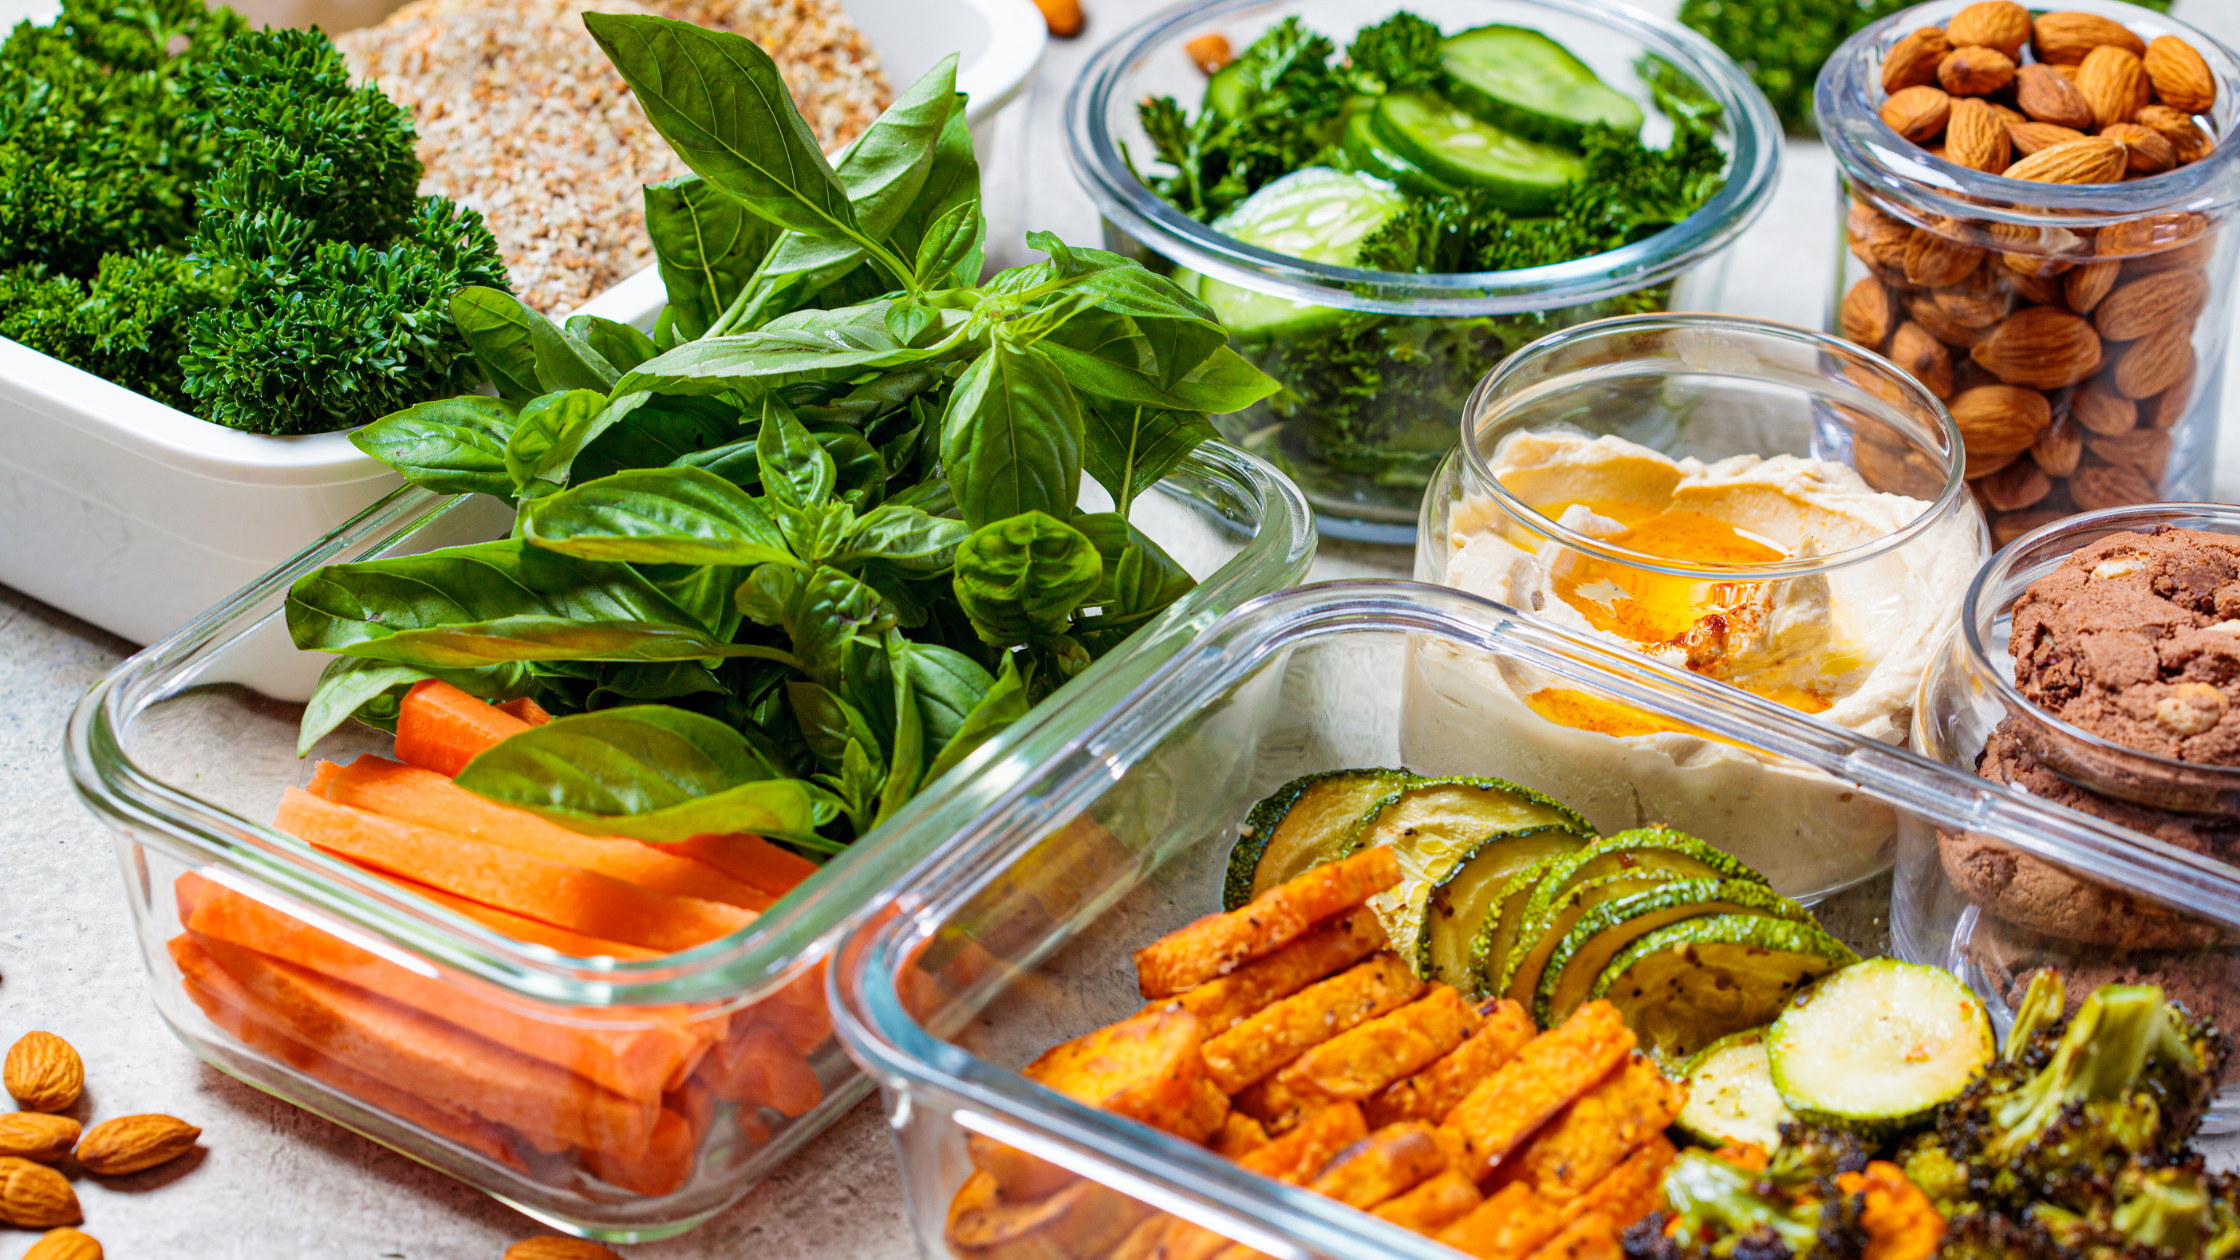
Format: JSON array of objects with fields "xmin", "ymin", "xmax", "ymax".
[{"xmin": 7, "ymin": 1, "xmax": 2240, "ymax": 1256}]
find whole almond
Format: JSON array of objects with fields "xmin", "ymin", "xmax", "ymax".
[
  {"xmin": 1841, "ymin": 275, "xmax": 1894, "ymax": 348},
  {"xmin": 0, "ymin": 1115, "xmax": 80, "ymax": 1165},
  {"xmin": 2073, "ymin": 380, "xmax": 2138, "ymax": 435},
  {"xmin": 4, "ymin": 1034, "xmax": 81, "ymax": 1114},
  {"xmin": 2136, "ymin": 104, "xmax": 2211, "ymax": 164},
  {"xmin": 1951, "ymin": 384, "xmax": 2053, "ymax": 455},
  {"xmin": 505, "ymin": 1239, "xmax": 626, "ymax": 1260},
  {"xmin": 2015, "ymin": 63, "xmax": 2093, "ymax": 129},
  {"xmin": 2000, "ymin": 260, "xmax": 2065, "ymax": 306},
  {"xmin": 1979, "ymin": 456, "xmax": 2053, "ymax": 511},
  {"xmin": 1890, "ymin": 321, "xmax": 1955, "ymax": 398},
  {"xmin": 1966, "ymin": 449, "xmax": 2021, "ymax": 480},
  {"xmin": 2008, "ymin": 120, "xmax": 2087, "ymax": 156},
  {"xmin": 1994, "ymin": 508, "xmax": 2072, "ymax": 548},
  {"xmin": 2077, "ymin": 44, "xmax": 2146, "ymax": 129},
  {"xmin": 1948, "ymin": 1, "xmax": 2031, "ymax": 58},
  {"xmin": 2004, "ymin": 135, "xmax": 2127, "ymax": 184},
  {"xmin": 1883, "ymin": 27, "xmax": 1953, "ymax": 94},
  {"xmin": 1184, "ymin": 33, "xmax": 1233, "ymax": 75},
  {"xmin": 2102, "ymin": 122, "xmax": 2176, "ymax": 175},
  {"xmin": 1940, "ymin": 46, "xmax": 2017, "ymax": 98},
  {"xmin": 2032, "ymin": 416, "xmax": 2084, "ymax": 476},
  {"xmin": 1882, "ymin": 85, "xmax": 1952, "ymax": 142},
  {"xmin": 2113, "ymin": 328, "xmax": 2193, "ymax": 400},
  {"xmin": 2095, "ymin": 270, "xmax": 2211, "ymax": 342},
  {"xmin": 2145, "ymin": 364, "xmax": 2196, "ymax": 429},
  {"xmin": 74, "ymin": 1114, "xmax": 200, "ymax": 1176},
  {"xmin": 2069, "ymin": 457, "xmax": 2155, "ymax": 509},
  {"xmin": 1934, "ymin": 268, "xmax": 2014, "ymax": 329},
  {"xmin": 1945, "ymin": 98, "xmax": 2011, "ymax": 173},
  {"xmin": 1904, "ymin": 226, "xmax": 1985, "ymax": 287},
  {"xmin": 23, "ymin": 1228, "xmax": 102, "ymax": 1260},
  {"xmin": 2062, "ymin": 259, "xmax": 2122, "ymax": 314},
  {"xmin": 1848, "ymin": 199, "xmax": 1913, "ymax": 270},
  {"xmin": 1908, "ymin": 292, "xmax": 1991, "ymax": 347},
  {"xmin": 2090, "ymin": 427, "xmax": 2174, "ymax": 481},
  {"xmin": 1971, "ymin": 306, "xmax": 2103, "ymax": 389},
  {"xmin": 2099, "ymin": 211, "xmax": 2212, "ymax": 263},
  {"xmin": 0, "ymin": 1157, "xmax": 80, "ymax": 1229},
  {"xmin": 2033, "ymin": 11, "xmax": 2145, "ymax": 66},
  {"xmin": 1988, "ymin": 101, "xmax": 2025, "ymax": 126},
  {"xmin": 2145, "ymin": 35, "xmax": 2216, "ymax": 115}
]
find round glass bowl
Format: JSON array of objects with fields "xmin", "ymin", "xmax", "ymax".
[
  {"xmin": 1065, "ymin": 0, "xmax": 1781, "ymax": 543},
  {"xmin": 1404, "ymin": 314, "xmax": 1986, "ymax": 891},
  {"xmin": 1819, "ymin": 1, "xmax": 2240, "ymax": 549}
]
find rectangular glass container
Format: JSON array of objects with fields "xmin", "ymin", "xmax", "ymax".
[
  {"xmin": 63, "ymin": 440, "xmax": 1311, "ymax": 1243},
  {"xmin": 832, "ymin": 581, "xmax": 2240, "ymax": 1260}
]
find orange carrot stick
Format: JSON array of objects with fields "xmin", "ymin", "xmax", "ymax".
[
  {"xmin": 319, "ymin": 756, "xmax": 775, "ymax": 911},
  {"xmin": 497, "ymin": 697, "xmax": 553, "ymax": 726},
  {"xmin": 664, "ymin": 833, "xmax": 821, "ymax": 900},
  {"xmin": 393, "ymin": 880, "xmax": 665, "ymax": 962},
  {"xmin": 394, "ymin": 680, "xmax": 530, "ymax": 776},
  {"xmin": 584, "ymin": 1107, "xmax": 695, "ymax": 1197},
  {"xmin": 274, "ymin": 788, "xmax": 754, "ymax": 953},
  {"xmin": 307, "ymin": 759, "xmax": 343, "ymax": 795},
  {"xmin": 700, "ymin": 1023, "xmax": 825, "ymax": 1116}
]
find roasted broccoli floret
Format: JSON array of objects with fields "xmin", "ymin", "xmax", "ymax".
[
  {"xmin": 1767, "ymin": 1124, "xmax": 1871, "ymax": 1186},
  {"xmin": 1936, "ymin": 1210, "xmax": 2076, "ymax": 1260},
  {"xmin": 1634, "ymin": 1147, "xmax": 1875, "ymax": 1260}
]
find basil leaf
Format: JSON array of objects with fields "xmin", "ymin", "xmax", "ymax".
[
  {"xmin": 756, "ymin": 398, "xmax": 836, "ymax": 511},
  {"xmin": 835, "ymin": 503, "xmax": 968, "ymax": 571},
  {"xmin": 886, "ymin": 98, "xmax": 984, "ymax": 289},
  {"xmin": 906, "ymin": 642, "xmax": 993, "ymax": 752},
  {"xmin": 875, "ymin": 631, "xmax": 923, "ymax": 824},
  {"xmin": 777, "ymin": 500, "xmax": 852, "ymax": 566},
  {"xmin": 571, "ymin": 394, "xmax": 744, "ymax": 485},
  {"xmin": 452, "ymin": 705, "xmax": 842, "ymax": 845},
  {"xmin": 1027, "ymin": 232, "xmax": 1222, "ymax": 328},
  {"xmin": 617, "ymin": 302, "xmax": 970, "ymax": 396},
  {"xmin": 1080, "ymin": 396, "xmax": 1218, "ymax": 515},
  {"xmin": 952, "ymin": 511, "xmax": 1102, "ymax": 647},
  {"xmin": 644, "ymin": 173, "xmax": 778, "ymax": 340},
  {"xmin": 583, "ymin": 12, "xmax": 855, "ymax": 240},
  {"xmin": 520, "ymin": 466, "xmax": 795, "ymax": 568},
  {"xmin": 1074, "ymin": 511, "xmax": 1195, "ymax": 629},
  {"xmin": 786, "ymin": 679, "xmax": 877, "ymax": 770},
  {"xmin": 640, "ymin": 562, "xmax": 748, "ymax": 642},
  {"xmin": 504, "ymin": 390, "xmax": 636, "ymax": 498},
  {"xmin": 530, "ymin": 314, "xmax": 621, "ymax": 393},
  {"xmin": 817, "ymin": 429, "xmax": 886, "ymax": 509},
  {"xmin": 940, "ymin": 339, "xmax": 1084, "ymax": 530},
  {"xmin": 737, "ymin": 563, "xmax": 894, "ymax": 682},
  {"xmin": 922, "ymin": 651, "xmax": 1029, "ymax": 784},
  {"xmin": 587, "ymin": 660, "xmax": 730, "ymax": 707},
  {"xmin": 565, "ymin": 314, "xmax": 660, "ymax": 375},
  {"xmin": 672, "ymin": 435, "xmax": 762, "ymax": 490},
  {"xmin": 298, "ymin": 658, "xmax": 544, "ymax": 755},
  {"xmin": 350, "ymin": 396, "xmax": 518, "ymax": 498},
  {"xmin": 451, "ymin": 287, "xmax": 544, "ymax": 405},
  {"xmin": 1039, "ymin": 341, "xmax": 1278, "ymax": 413},
  {"xmin": 912, "ymin": 199, "xmax": 979, "ymax": 290}
]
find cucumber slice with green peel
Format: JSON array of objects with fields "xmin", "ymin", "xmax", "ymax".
[
  {"xmin": 1420, "ymin": 826, "xmax": 1589, "ymax": 992},
  {"xmin": 1766, "ymin": 959, "xmax": 1995, "ymax": 1141},
  {"xmin": 1339, "ymin": 109, "xmax": 1458, "ymax": 199},
  {"xmin": 1675, "ymin": 1029, "xmax": 1794, "ymax": 1151},
  {"xmin": 1593, "ymin": 916, "xmax": 1859, "ymax": 1064},
  {"xmin": 1179, "ymin": 168, "xmax": 1408, "ymax": 343},
  {"xmin": 1440, "ymin": 24, "xmax": 1644, "ymax": 146},
  {"xmin": 1510, "ymin": 829, "xmax": 1768, "ymax": 974},
  {"xmin": 1224, "ymin": 769, "xmax": 1412, "ymax": 911},
  {"xmin": 1371, "ymin": 92, "xmax": 1583, "ymax": 214},
  {"xmin": 1535, "ymin": 879, "xmax": 1812, "ymax": 1029}
]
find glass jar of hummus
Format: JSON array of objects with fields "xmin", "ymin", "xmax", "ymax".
[
  {"xmin": 1409, "ymin": 314, "xmax": 1986, "ymax": 894},
  {"xmin": 1818, "ymin": 0, "xmax": 2240, "ymax": 549}
]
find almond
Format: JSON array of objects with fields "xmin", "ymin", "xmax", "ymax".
[
  {"xmin": 1904, "ymin": 225, "xmax": 1985, "ymax": 287},
  {"xmin": 1971, "ymin": 306, "xmax": 2103, "ymax": 389},
  {"xmin": 2069, "ymin": 456, "xmax": 2156, "ymax": 509},
  {"xmin": 2089, "ymin": 427, "xmax": 2174, "ymax": 481},
  {"xmin": 1945, "ymin": 98, "xmax": 2011, "ymax": 172},
  {"xmin": 2000, "ymin": 261, "xmax": 2065, "ymax": 306},
  {"xmin": 1940, "ymin": 45, "xmax": 2017, "ymax": 97},
  {"xmin": 2008, "ymin": 120, "xmax": 2087, "ymax": 156},
  {"xmin": 2033, "ymin": 11, "xmax": 2145, "ymax": 66},
  {"xmin": 1841, "ymin": 275, "xmax": 1894, "ymax": 348},
  {"xmin": 0, "ymin": 1115, "xmax": 80, "ymax": 1165},
  {"xmin": 2144, "ymin": 363, "xmax": 2195, "ymax": 429},
  {"xmin": 1951, "ymin": 383, "xmax": 2053, "ymax": 455},
  {"xmin": 1848, "ymin": 199, "xmax": 1913, "ymax": 270},
  {"xmin": 2112, "ymin": 328, "xmax": 2193, "ymax": 399},
  {"xmin": 2123, "ymin": 234, "xmax": 2217, "ymax": 277},
  {"xmin": 1934, "ymin": 268, "xmax": 2014, "ymax": 329},
  {"xmin": 1988, "ymin": 101, "xmax": 2025, "ymax": 127},
  {"xmin": 1184, "ymin": 33, "xmax": 1233, "ymax": 75},
  {"xmin": 2015, "ymin": 63, "xmax": 2093, "ymax": 129},
  {"xmin": 505, "ymin": 1239, "xmax": 627, "ymax": 1260},
  {"xmin": 2073, "ymin": 379, "xmax": 2138, "ymax": 435},
  {"xmin": 2094, "ymin": 270, "xmax": 2211, "ymax": 341},
  {"xmin": 2077, "ymin": 44, "xmax": 2146, "ymax": 129},
  {"xmin": 73, "ymin": 1114, "xmax": 200, "ymax": 1176},
  {"xmin": 2136, "ymin": 104, "xmax": 2212, "ymax": 164},
  {"xmin": 23, "ymin": 1228, "xmax": 102, "ymax": 1260},
  {"xmin": 2003, "ymin": 135, "xmax": 2127, "ymax": 184},
  {"xmin": 2101, "ymin": 122, "xmax": 2175, "ymax": 174},
  {"xmin": 0, "ymin": 1157, "xmax": 80, "ymax": 1229},
  {"xmin": 1948, "ymin": 1, "xmax": 2031, "ymax": 58},
  {"xmin": 1883, "ymin": 26, "xmax": 1953, "ymax": 94},
  {"xmin": 1882, "ymin": 85, "xmax": 1953, "ymax": 142},
  {"xmin": 1966, "ymin": 449, "xmax": 2021, "ymax": 480},
  {"xmin": 1889, "ymin": 321, "xmax": 1955, "ymax": 398},
  {"xmin": 2062, "ymin": 259, "xmax": 2122, "ymax": 314},
  {"xmin": 1907, "ymin": 292, "xmax": 1990, "ymax": 347},
  {"xmin": 1979, "ymin": 455, "xmax": 2053, "ymax": 511},
  {"xmin": 4, "ymin": 1034, "xmax": 82, "ymax": 1114},
  {"xmin": 2145, "ymin": 35, "xmax": 2215, "ymax": 115},
  {"xmin": 2099, "ymin": 212, "xmax": 2213, "ymax": 267},
  {"xmin": 2032, "ymin": 416, "xmax": 2084, "ymax": 476},
  {"xmin": 1993, "ymin": 508, "xmax": 2071, "ymax": 548}
]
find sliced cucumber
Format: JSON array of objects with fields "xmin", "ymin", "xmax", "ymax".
[
  {"xmin": 1179, "ymin": 168, "xmax": 1408, "ymax": 342},
  {"xmin": 1535, "ymin": 879, "xmax": 1812, "ymax": 1028},
  {"xmin": 1593, "ymin": 916, "xmax": 1859, "ymax": 1064},
  {"xmin": 1339, "ymin": 108, "xmax": 1457, "ymax": 199},
  {"xmin": 1204, "ymin": 58, "xmax": 1249, "ymax": 118},
  {"xmin": 1420, "ymin": 827, "xmax": 1589, "ymax": 992},
  {"xmin": 1371, "ymin": 92, "xmax": 1583, "ymax": 214},
  {"xmin": 1440, "ymin": 24, "xmax": 1644, "ymax": 146},
  {"xmin": 1224, "ymin": 769, "xmax": 1412, "ymax": 911},
  {"xmin": 1676, "ymin": 1029, "xmax": 1794, "ymax": 1152},
  {"xmin": 1766, "ymin": 959, "xmax": 1995, "ymax": 1141},
  {"xmin": 1499, "ymin": 870, "xmax": 1679, "ymax": 1009}
]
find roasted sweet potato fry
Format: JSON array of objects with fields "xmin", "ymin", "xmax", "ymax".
[
  {"xmin": 946, "ymin": 1170, "xmax": 1153, "ymax": 1260},
  {"xmin": 1242, "ymin": 985, "xmax": 1480, "ymax": 1130},
  {"xmin": 1134, "ymin": 848, "xmax": 1401, "ymax": 999},
  {"xmin": 1438, "ymin": 1180, "xmax": 1568, "ymax": 1260},
  {"xmin": 1439, "ymin": 1001, "xmax": 1635, "ymax": 1182},
  {"xmin": 1372, "ymin": 1169, "xmax": 1483, "ymax": 1234},
  {"xmin": 1181, "ymin": 1077, "xmax": 1231, "ymax": 1145},
  {"xmin": 1712, "ymin": 1142, "xmax": 1769, "ymax": 1172},
  {"xmin": 1024, "ymin": 1007, "xmax": 1206, "ymax": 1134},
  {"xmin": 967, "ymin": 1133, "xmax": 1078, "ymax": 1203},
  {"xmin": 1364, "ymin": 999, "xmax": 1535, "ymax": 1128},
  {"xmin": 1202, "ymin": 953, "xmax": 1422, "ymax": 1094},
  {"xmin": 1308, "ymin": 1120, "xmax": 1446, "ymax": 1209},
  {"xmin": 1167, "ymin": 909, "xmax": 1386, "ymax": 1034},
  {"xmin": 1238, "ymin": 1102, "xmax": 1368, "ymax": 1184},
  {"xmin": 1523, "ymin": 1211, "xmax": 1621, "ymax": 1260},
  {"xmin": 1839, "ymin": 1161, "xmax": 1947, "ymax": 1260},
  {"xmin": 1572, "ymin": 1135, "xmax": 1676, "ymax": 1231},
  {"xmin": 1513, "ymin": 1054, "xmax": 1687, "ymax": 1199},
  {"xmin": 1212, "ymin": 1112, "xmax": 1269, "ymax": 1160}
]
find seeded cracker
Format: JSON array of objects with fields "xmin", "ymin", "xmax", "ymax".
[{"xmin": 338, "ymin": 0, "xmax": 891, "ymax": 314}]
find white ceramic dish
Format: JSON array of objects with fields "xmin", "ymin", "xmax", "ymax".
[{"xmin": 0, "ymin": 0, "xmax": 1043, "ymax": 645}]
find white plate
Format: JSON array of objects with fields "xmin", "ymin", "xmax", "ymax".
[{"xmin": 0, "ymin": 0, "xmax": 1042, "ymax": 644}]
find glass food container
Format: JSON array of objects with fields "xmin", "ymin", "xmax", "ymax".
[
  {"xmin": 1909, "ymin": 502, "xmax": 2240, "ymax": 1118},
  {"xmin": 63, "ymin": 442, "xmax": 1311, "ymax": 1242},
  {"xmin": 1819, "ymin": 0, "xmax": 2240, "ymax": 549},
  {"xmin": 1065, "ymin": 0, "xmax": 1781, "ymax": 544},
  {"xmin": 832, "ymin": 580, "xmax": 2240, "ymax": 1260},
  {"xmin": 1415, "ymin": 314, "xmax": 1986, "ymax": 891}
]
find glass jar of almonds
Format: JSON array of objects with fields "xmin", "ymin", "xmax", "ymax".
[{"xmin": 1819, "ymin": 0, "xmax": 2240, "ymax": 547}]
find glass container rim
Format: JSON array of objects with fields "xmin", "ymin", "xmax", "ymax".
[
  {"xmin": 832, "ymin": 579, "xmax": 2240, "ymax": 1260},
  {"xmin": 1454, "ymin": 312, "xmax": 1972, "ymax": 580},
  {"xmin": 1818, "ymin": 0, "xmax": 2240, "ymax": 229},
  {"xmin": 1961, "ymin": 501, "xmax": 2240, "ymax": 787},
  {"xmin": 1062, "ymin": 0, "xmax": 1784, "ymax": 317},
  {"xmin": 63, "ymin": 441, "xmax": 1315, "ymax": 1009}
]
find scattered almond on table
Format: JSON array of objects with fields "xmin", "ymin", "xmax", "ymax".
[
  {"xmin": 73, "ymin": 1115, "xmax": 203, "ymax": 1177},
  {"xmin": 0, "ymin": 1029, "xmax": 203, "ymax": 1241},
  {"xmin": 22, "ymin": 1227, "xmax": 101, "ymax": 1260},
  {"xmin": 1031, "ymin": 0, "xmax": 1082, "ymax": 39},
  {"xmin": 0, "ymin": 1115, "xmax": 78, "ymax": 1165},
  {"xmin": 5, "ymin": 1034, "xmax": 82, "ymax": 1114},
  {"xmin": 0, "ymin": 1158, "xmax": 80, "ymax": 1229}
]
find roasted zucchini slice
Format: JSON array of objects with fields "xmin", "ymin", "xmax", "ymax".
[
  {"xmin": 1467, "ymin": 853, "xmax": 1565, "ymax": 1000},
  {"xmin": 1766, "ymin": 959, "xmax": 1995, "ymax": 1141},
  {"xmin": 1675, "ymin": 1029, "xmax": 1793, "ymax": 1152},
  {"xmin": 1498, "ymin": 870, "xmax": 1679, "ymax": 1009},
  {"xmin": 1417, "ymin": 826, "xmax": 1588, "ymax": 991},
  {"xmin": 1534, "ymin": 879, "xmax": 1811, "ymax": 1028},
  {"xmin": 1592, "ymin": 916, "xmax": 1858, "ymax": 1064},
  {"xmin": 1223, "ymin": 769, "xmax": 1411, "ymax": 910}
]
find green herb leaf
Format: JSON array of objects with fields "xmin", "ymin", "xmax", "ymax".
[
  {"xmin": 450, "ymin": 286, "xmax": 544, "ymax": 405},
  {"xmin": 756, "ymin": 398, "xmax": 836, "ymax": 511},
  {"xmin": 1079, "ymin": 396, "xmax": 1218, "ymax": 515},
  {"xmin": 520, "ymin": 466, "xmax": 796, "ymax": 568},
  {"xmin": 922, "ymin": 651, "xmax": 1029, "ymax": 784},
  {"xmin": 875, "ymin": 630, "xmax": 923, "ymax": 825},
  {"xmin": 1074, "ymin": 511, "xmax": 1195, "ymax": 632},
  {"xmin": 297, "ymin": 658, "xmax": 424, "ymax": 755},
  {"xmin": 885, "ymin": 98, "xmax": 984, "ymax": 289},
  {"xmin": 940, "ymin": 338, "xmax": 1084, "ymax": 530},
  {"xmin": 350, "ymin": 395, "xmax": 519, "ymax": 498},
  {"xmin": 905, "ymin": 643, "xmax": 993, "ymax": 752},
  {"xmin": 952, "ymin": 511, "xmax": 1102, "ymax": 647},
  {"xmin": 737, "ymin": 563, "xmax": 893, "ymax": 682},
  {"xmin": 504, "ymin": 389, "xmax": 638, "ymax": 498},
  {"xmin": 914, "ymin": 199, "xmax": 980, "ymax": 290},
  {"xmin": 643, "ymin": 173, "xmax": 778, "ymax": 340},
  {"xmin": 834, "ymin": 503, "xmax": 968, "ymax": 570},
  {"xmin": 1039, "ymin": 341, "xmax": 1277, "ymax": 414},
  {"xmin": 565, "ymin": 314, "xmax": 660, "ymax": 374},
  {"xmin": 786, "ymin": 679, "xmax": 879, "ymax": 769},
  {"xmin": 617, "ymin": 301, "xmax": 970, "ymax": 396}
]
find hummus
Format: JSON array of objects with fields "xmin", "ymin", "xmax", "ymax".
[{"xmin": 1401, "ymin": 430, "xmax": 1982, "ymax": 894}]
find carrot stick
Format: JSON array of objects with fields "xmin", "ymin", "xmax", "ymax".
[
  {"xmin": 171, "ymin": 935, "xmax": 532, "ymax": 1172},
  {"xmin": 747, "ymin": 960, "xmax": 833, "ymax": 1055},
  {"xmin": 395, "ymin": 879, "xmax": 664, "ymax": 962},
  {"xmin": 307, "ymin": 759, "xmax": 342, "ymax": 795},
  {"xmin": 584, "ymin": 1107, "xmax": 695, "ymax": 1197},
  {"xmin": 497, "ymin": 697, "xmax": 553, "ymax": 726},
  {"xmin": 700, "ymin": 1023, "xmax": 825, "ymax": 1116},
  {"xmin": 274, "ymin": 788, "xmax": 754, "ymax": 953},
  {"xmin": 186, "ymin": 880, "xmax": 707, "ymax": 1103},
  {"xmin": 191, "ymin": 934, "xmax": 657, "ymax": 1154},
  {"xmin": 664, "ymin": 833, "xmax": 821, "ymax": 900},
  {"xmin": 319, "ymin": 756, "xmax": 775, "ymax": 911},
  {"xmin": 394, "ymin": 680, "xmax": 529, "ymax": 776},
  {"xmin": 176, "ymin": 870, "xmax": 212, "ymax": 924}
]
